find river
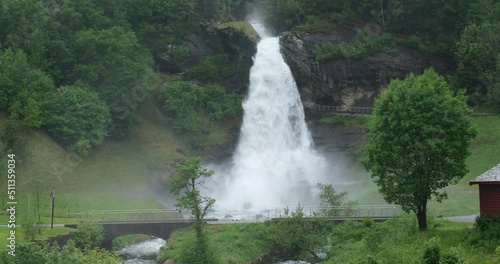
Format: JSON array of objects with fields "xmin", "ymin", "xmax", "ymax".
[{"xmin": 119, "ymin": 238, "xmax": 165, "ymax": 264}]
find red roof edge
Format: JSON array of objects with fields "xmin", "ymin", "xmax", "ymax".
[{"xmin": 470, "ymin": 181, "xmax": 500, "ymax": 186}]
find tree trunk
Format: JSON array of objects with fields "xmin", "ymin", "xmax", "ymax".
[{"xmin": 416, "ymin": 200, "xmax": 427, "ymax": 231}]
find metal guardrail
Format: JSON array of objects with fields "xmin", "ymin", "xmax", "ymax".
[
  {"xmin": 64, "ymin": 205, "xmax": 399, "ymax": 222},
  {"xmin": 273, "ymin": 205, "xmax": 400, "ymax": 218},
  {"xmin": 65, "ymin": 209, "xmax": 182, "ymax": 221},
  {"xmin": 303, "ymin": 102, "xmax": 373, "ymax": 114}
]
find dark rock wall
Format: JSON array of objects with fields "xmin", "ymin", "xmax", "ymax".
[
  {"xmin": 156, "ymin": 23, "xmax": 258, "ymax": 93},
  {"xmin": 279, "ymin": 29, "xmax": 454, "ymax": 108}
]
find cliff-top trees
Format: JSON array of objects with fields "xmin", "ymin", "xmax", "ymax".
[{"xmin": 363, "ymin": 69, "xmax": 476, "ymax": 230}]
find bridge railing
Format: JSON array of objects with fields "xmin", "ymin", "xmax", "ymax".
[
  {"xmin": 273, "ymin": 205, "xmax": 400, "ymax": 219},
  {"xmin": 303, "ymin": 103, "xmax": 374, "ymax": 114},
  {"xmin": 65, "ymin": 209, "xmax": 182, "ymax": 221}
]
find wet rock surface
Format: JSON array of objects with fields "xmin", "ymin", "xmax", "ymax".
[{"xmin": 279, "ymin": 28, "xmax": 454, "ymax": 108}]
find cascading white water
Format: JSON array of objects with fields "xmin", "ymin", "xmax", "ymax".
[
  {"xmin": 119, "ymin": 238, "xmax": 166, "ymax": 264},
  {"xmin": 211, "ymin": 22, "xmax": 327, "ymax": 213}
]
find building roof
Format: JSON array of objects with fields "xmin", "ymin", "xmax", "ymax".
[{"xmin": 470, "ymin": 164, "xmax": 500, "ymax": 185}]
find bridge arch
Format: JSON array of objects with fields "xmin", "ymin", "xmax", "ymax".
[{"xmin": 100, "ymin": 220, "xmax": 195, "ymax": 249}]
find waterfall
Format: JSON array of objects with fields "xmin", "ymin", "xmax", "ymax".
[{"xmin": 211, "ymin": 22, "xmax": 327, "ymax": 213}]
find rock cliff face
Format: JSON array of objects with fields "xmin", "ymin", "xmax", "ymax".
[
  {"xmin": 279, "ymin": 29, "xmax": 453, "ymax": 108},
  {"xmin": 157, "ymin": 23, "xmax": 258, "ymax": 93}
]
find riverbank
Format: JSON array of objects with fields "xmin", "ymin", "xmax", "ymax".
[{"xmin": 159, "ymin": 217, "xmax": 498, "ymax": 264}]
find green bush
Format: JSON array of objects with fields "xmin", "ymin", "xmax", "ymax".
[
  {"xmin": 363, "ymin": 217, "xmax": 375, "ymax": 228},
  {"xmin": 22, "ymin": 217, "xmax": 45, "ymax": 241},
  {"xmin": 419, "ymin": 237, "xmax": 441, "ymax": 264},
  {"xmin": 441, "ymin": 246, "xmax": 466, "ymax": 264},
  {"xmin": 73, "ymin": 223, "xmax": 105, "ymax": 251},
  {"xmin": 166, "ymin": 46, "xmax": 191, "ymax": 64},
  {"xmin": 188, "ymin": 55, "xmax": 238, "ymax": 83},
  {"xmin": 12, "ymin": 243, "xmax": 49, "ymax": 264},
  {"xmin": 159, "ymin": 82, "xmax": 242, "ymax": 138},
  {"xmin": 465, "ymin": 216, "xmax": 500, "ymax": 251},
  {"xmin": 398, "ymin": 35, "xmax": 425, "ymax": 51},
  {"xmin": 271, "ymin": 205, "xmax": 333, "ymax": 260},
  {"xmin": 296, "ymin": 16, "xmax": 331, "ymax": 33},
  {"xmin": 315, "ymin": 29, "xmax": 392, "ymax": 61},
  {"xmin": 42, "ymin": 85, "xmax": 110, "ymax": 156}
]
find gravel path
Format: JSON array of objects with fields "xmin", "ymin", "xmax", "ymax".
[{"xmin": 443, "ymin": 214, "xmax": 478, "ymax": 222}]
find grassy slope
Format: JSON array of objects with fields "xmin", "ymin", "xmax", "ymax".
[
  {"xmin": 320, "ymin": 115, "xmax": 500, "ymax": 217},
  {"xmin": 0, "ymin": 86, "xmax": 235, "ymax": 220},
  {"xmin": 430, "ymin": 115, "xmax": 500, "ymax": 216}
]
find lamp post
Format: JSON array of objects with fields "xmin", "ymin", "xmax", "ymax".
[{"xmin": 50, "ymin": 187, "xmax": 55, "ymax": 229}]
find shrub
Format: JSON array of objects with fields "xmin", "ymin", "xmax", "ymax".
[
  {"xmin": 74, "ymin": 223, "xmax": 105, "ymax": 251},
  {"xmin": 22, "ymin": 217, "xmax": 45, "ymax": 241},
  {"xmin": 12, "ymin": 243, "xmax": 49, "ymax": 264},
  {"xmin": 363, "ymin": 217, "xmax": 374, "ymax": 228},
  {"xmin": 419, "ymin": 237, "xmax": 441, "ymax": 264},
  {"xmin": 315, "ymin": 28, "xmax": 392, "ymax": 61},
  {"xmin": 159, "ymin": 82, "xmax": 242, "ymax": 138},
  {"xmin": 441, "ymin": 246, "xmax": 466, "ymax": 264},
  {"xmin": 296, "ymin": 16, "xmax": 331, "ymax": 33},
  {"xmin": 42, "ymin": 85, "xmax": 110, "ymax": 156},
  {"xmin": 188, "ymin": 55, "xmax": 238, "ymax": 83},
  {"xmin": 166, "ymin": 46, "xmax": 191, "ymax": 64},
  {"xmin": 465, "ymin": 216, "xmax": 500, "ymax": 252},
  {"xmin": 398, "ymin": 35, "xmax": 424, "ymax": 51},
  {"xmin": 271, "ymin": 204, "xmax": 332, "ymax": 261}
]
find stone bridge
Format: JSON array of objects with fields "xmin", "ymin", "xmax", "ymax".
[
  {"xmin": 102, "ymin": 220, "xmax": 198, "ymax": 249},
  {"xmin": 64, "ymin": 220, "xmax": 199, "ymax": 249}
]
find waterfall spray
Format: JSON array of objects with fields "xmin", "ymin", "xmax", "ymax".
[{"xmin": 210, "ymin": 22, "xmax": 327, "ymax": 213}]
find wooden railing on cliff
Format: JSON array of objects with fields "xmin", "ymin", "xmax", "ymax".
[{"xmin": 304, "ymin": 103, "xmax": 374, "ymax": 115}]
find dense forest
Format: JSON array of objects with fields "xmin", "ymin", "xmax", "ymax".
[{"xmin": 0, "ymin": 0, "xmax": 499, "ymax": 159}]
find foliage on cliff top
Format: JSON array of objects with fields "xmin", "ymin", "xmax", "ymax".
[
  {"xmin": 216, "ymin": 21, "xmax": 260, "ymax": 42},
  {"xmin": 315, "ymin": 28, "xmax": 392, "ymax": 61}
]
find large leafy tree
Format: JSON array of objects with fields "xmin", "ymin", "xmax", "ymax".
[
  {"xmin": 363, "ymin": 69, "xmax": 476, "ymax": 231},
  {"xmin": 0, "ymin": 48, "xmax": 55, "ymax": 121},
  {"xmin": 42, "ymin": 85, "xmax": 110, "ymax": 156},
  {"xmin": 169, "ymin": 157, "xmax": 217, "ymax": 264},
  {"xmin": 456, "ymin": 22, "xmax": 500, "ymax": 105},
  {"xmin": 72, "ymin": 26, "xmax": 154, "ymax": 137}
]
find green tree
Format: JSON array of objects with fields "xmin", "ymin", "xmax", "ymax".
[
  {"xmin": 419, "ymin": 237, "xmax": 441, "ymax": 264},
  {"xmin": 73, "ymin": 223, "xmax": 105, "ymax": 251},
  {"xmin": 71, "ymin": 26, "xmax": 154, "ymax": 137},
  {"xmin": 270, "ymin": 205, "xmax": 331, "ymax": 261},
  {"xmin": 319, "ymin": 184, "xmax": 357, "ymax": 216},
  {"xmin": 169, "ymin": 157, "xmax": 217, "ymax": 264},
  {"xmin": 42, "ymin": 85, "xmax": 110, "ymax": 156},
  {"xmin": 363, "ymin": 69, "xmax": 476, "ymax": 231},
  {"xmin": 122, "ymin": 0, "xmax": 196, "ymax": 50},
  {"xmin": 10, "ymin": 90, "xmax": 43, "ymax": 128},
  {"xmin": 456, "ymin": 22, "xmax": 500, "ymax": 104}
]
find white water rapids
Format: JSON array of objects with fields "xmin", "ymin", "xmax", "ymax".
[
  {"xmin": 208, "ymin": 22, "xmax": 328, "ymax": 214},
  {"xmin": 119, "ymin": 238, "xmax": 165, "ymax": 264}
]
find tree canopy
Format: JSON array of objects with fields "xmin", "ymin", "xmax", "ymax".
[
  {"xmin": 363, "ymin": 68, "xmax": 476, "ymax": 230},
  {"xmin": 72, "ymin": 26, "xmax": 154, "ymax": 137},
  {"xmin": 42, "ymin": 85, "xmax": 110, "ymax": 156}
]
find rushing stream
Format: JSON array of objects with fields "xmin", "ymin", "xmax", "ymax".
[{"xmin": 119, "ymin": 238, "xmax": 165, "ymax": 264}]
